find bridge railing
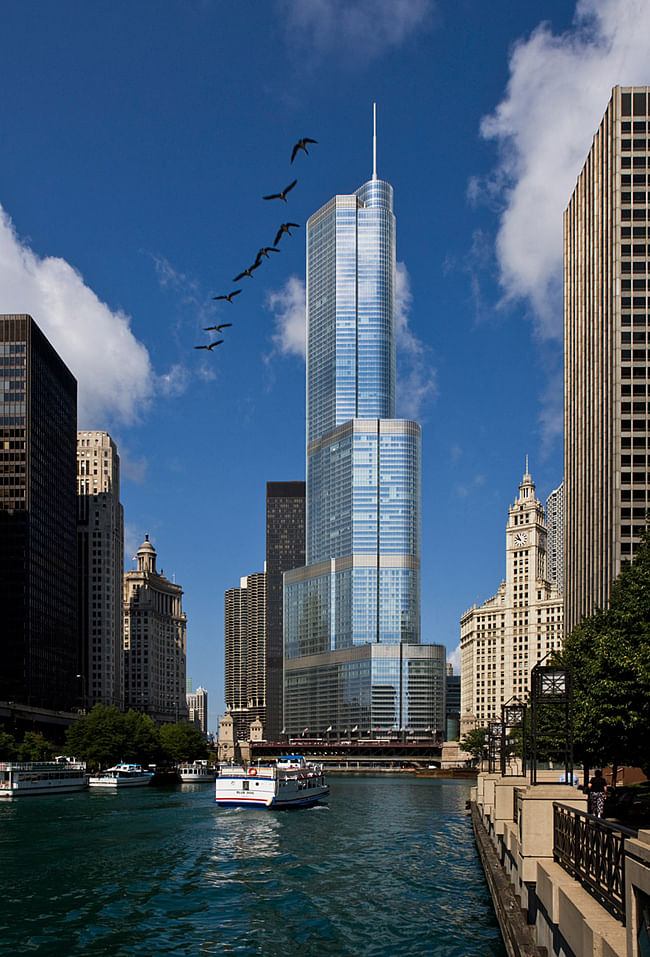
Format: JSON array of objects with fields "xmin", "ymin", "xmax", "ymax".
[{"xmin": 553, "ymin": 801, "xmax": 637, "ymax": 924}]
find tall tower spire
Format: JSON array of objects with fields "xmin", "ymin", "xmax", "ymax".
[{"xmin": 372, "ymin": 102, "xmax": 377, "ymax": 180}]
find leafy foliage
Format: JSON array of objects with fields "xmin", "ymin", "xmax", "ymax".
[
  {"xmin": 562, "ymin": 529, "xmax": 650, "ymax": 775},
  {"xmin": 0, "ymin": 731, "xmax": 18, "ymax": 760},
  {"xmin": 159, "ymin": 722, "xmax": 208, "ymax": 763},
  {"xmin": 64, "ymin": 704, "xmax": 209, "ymax": 769},
  {"xmin": 18, "ymin": 731, "xmax": 55, "ymax": 761},
  {"xmin": 460, "ymin": 726, "xmax": 488, "ymax": 759}
]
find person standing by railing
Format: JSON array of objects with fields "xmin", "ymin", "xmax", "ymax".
[{"xmin": 588, "ymin": 769, "xmax": 608, "ymax": 818}]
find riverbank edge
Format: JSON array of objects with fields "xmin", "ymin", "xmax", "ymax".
[{"xmin": 471, "ymin": 802, "xmax": 545, "ymax": 957}]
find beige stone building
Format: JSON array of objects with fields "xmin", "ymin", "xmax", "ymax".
[
  {"xmin": 123, "ymin": 536, "xmax": 187, "ymax": 723},
  {"xmin": 565, "ymin": 86, "xmax": 650, "ymax": 633},
  {"xmin": 460, "ymin": 467, "xmax": 563, "ymax": 729},
  {"xmin": 77, "ymin": 431, "xmax": 124, "ymax": 709}
]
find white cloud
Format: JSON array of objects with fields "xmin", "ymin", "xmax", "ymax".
[
  {"xmin": 447, "ymin": 644, "xmax": 461, "ymax": 674},
  {"xmin": 478, "ymin": 0, "xmax": 650, "ymax": 338},
  {"xmin": 0, "ymin": 205, "xmax": 155, "ymax": 427},
  {"xmin": 456, "ymin": 475, "xmax": 485, "ymax": 499},
  {"xmin": 266, "ymin": 263, "xmax": 437, "ymax": 419},
  {"xmin": 277, "ymin": 0, "xmax": 434, "ymax": 62},
  {"xmin": 267, "ymin": 275, "xmax": 307, "ymax": 360},
  {"xmin": 395, "ymin": 261, "xmax": 437, "ymax": 419}
]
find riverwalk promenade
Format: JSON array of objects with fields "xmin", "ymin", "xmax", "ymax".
[{"xmin": 471, "ymin": 770, "xmax": 650, "ymax": 956}]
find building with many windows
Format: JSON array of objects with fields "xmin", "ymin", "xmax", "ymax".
[
  {"xmin": 545, "ymin": 482, "xmax": 564, "ymax": 599},
  {"xmin": 187, "ymin": 685, "xmax": 208, "ymax": 734},
  {"xmin": 283, "ymin": 132, "xmax": 445, "ymax": 736},
  {"xmin": 123, "ymin": 536, "xmax": 187, "ymax": 723},
  {"xmin": 224, "ymin": 570, "xmax": 266, "ymax": 741},
  {"xmin": 460, "ymin": 468, "xmax": 563, "ymax": 728},
  {"xmin": 0, "ymin": 314, "xmax": 78, "ymax": 711},
  {"xmin": 564, "ymin": 86, "xmax": 650, "ymax": 632},
  {"xmin": 265, "ymin": 481, "xmax": 305, "ymax": 740},
  {"xmin": 77, "ymin": 431, "xmax": 124, "ymax": 709}
]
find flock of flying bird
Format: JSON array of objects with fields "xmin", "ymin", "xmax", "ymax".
[{"xmin": 195, "ymin": 137, "xmax": 318, "ymax": 353}]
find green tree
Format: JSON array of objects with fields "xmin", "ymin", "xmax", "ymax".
[
  {"xmin": 0, "ymin": 731, "xmax": 18, "ymax": 760},
  {"xmin": 65, "ymin": 704, "xmax": 129, "ymax": 768},
  {"xmin": 460, "ymin": 726, "xmax": 488, "ymax": 760},
  {"xmin": 159, "ymin": 722, "xmax": 209, "ymax": 764},
  {"xmin": 562, "ymin": 529, "xmax": 650, "ymax": 775},
  {"xmin": 122, "ymin": 710, "xmax": 161, "ymax": 765},
  {"xmin": 18, "ymin": 731, "xmax": 55, "ymax": 761}
]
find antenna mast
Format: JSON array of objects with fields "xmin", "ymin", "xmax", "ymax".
[{"xmin": 372, "ymin": 102, "xmax": 377, "ymax": 180}]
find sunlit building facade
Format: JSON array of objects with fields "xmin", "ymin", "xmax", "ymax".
[
  {"xmin": 284, "ymin": 167, "xmax": 443, "ymax": 736},
  {"xmin": 564, "ymin": 86, "xmax": 650, "ymax": 631},
  {"xmin": 77, "ymin": 431, "xmax": 124, "ymax": 710}
]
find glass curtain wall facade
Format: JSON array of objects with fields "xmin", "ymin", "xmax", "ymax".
[{"xmin": 284, "ymin": 174, "xmax": 435, "ymax": 735}]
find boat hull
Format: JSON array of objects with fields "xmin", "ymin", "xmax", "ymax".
[
  {"xmin": 0, "ymin": 761, "xmax": 87, "ymax": 798},
  {"xmin": 215, "ymin": 758, "xmax": 329, "ymax": 809},
  {"xmin": 88, "ymin": 776, "xmax": 153, "ymax": 788}
]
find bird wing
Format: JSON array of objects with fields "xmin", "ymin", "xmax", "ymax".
[
  {"xmin": 263, "ymin": 192, "xmax": 281, "ymax": 201},
  {"xmin": 216, "ymin": 324, "xmax": 232, "ymax": 332},
  {"xmin": 203, "ymin": 325, "xmax": 218, "ymax": 331},
  {"xmin": 212, "ymin": 295, "xmax": 227, "ymax": 301},
  {"xmin": 273, "ymin": 228, "xmax": 284, "ymax": 245},
  {"xmin": 230, "ymin": 289, "xmax": 242, "ymax": 298},
  {"xmin": 194, "ymin": 345, "xmax": 208, "ymax": 350},
  {"xmin": 304, "ymin": 138, "xmax": 317, "ymax": 145},
  {"xmin": 287, "ymin": 222, "xmax": 300, "ymax": 229},
  {"xmin": 290, "ymin": 143, "xmax": 300, "ymax": 163},
  {"xmin": 283, "ymin": 179, "xmax": 297, "ymax": 195},
  {"xmin": 249, "ymin": 260, "xmax": 261, "ymax": 272},
  {"xmin": 233, "ymin": 272, "xmax": 247, "ymax": 282}
]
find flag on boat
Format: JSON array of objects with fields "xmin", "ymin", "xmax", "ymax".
[
  {"xmin": 352, "ymin": 726, "xmax": 358, "ymax": 732},
  {"xmin": 326, "ymin": 726, "xmax": 332, "ymax": 732}
]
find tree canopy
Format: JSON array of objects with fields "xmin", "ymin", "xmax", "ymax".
[
  {"xmin": 562, "ymin": 529, "xmax": 650, "ymax": 775},
  {"xmin": 64, "ymin": 704, "xmax": 210, "ymax": 768}
]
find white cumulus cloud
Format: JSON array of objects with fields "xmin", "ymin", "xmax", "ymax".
[
  {"xmin": 276, "ymin": 0, "xmax": 434, "ymax": 62},
  {"xmin": 267, "ymin": 276, "xmax": 307, "ymax": 360},
  {"xmin": 479, "ymin": 0, "xmax": 650, "ymax": 337},
  {"xmin": 0, "ymin": 205, "xmax": 155, "ymax": 427}
]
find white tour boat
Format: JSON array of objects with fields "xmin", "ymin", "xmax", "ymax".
[
  {"xmin": 215, "ymin": 755, "xmax": 329, "ymax": 809},
  {"xmin": 177, "ymin": 760, "xmax": 217, "ymax": 783},
  {"xmin": 88, "ymin": 762, "xmax": 154, "ymax": 788},
  {"xmin": 0, "ymin": 758, "xmax": 87, "ymax": 798}
]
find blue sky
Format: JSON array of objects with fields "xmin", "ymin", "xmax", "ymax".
[{"xmin": 2, "ymin": 0, "xmax": 649, "ymax": 731}]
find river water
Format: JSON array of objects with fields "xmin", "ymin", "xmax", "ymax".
[{"xmin": 0, "ymin": 775, "xmax": 505, "ymax": 956}]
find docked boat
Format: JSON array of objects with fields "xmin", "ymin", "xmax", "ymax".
[
  {"xmin": 177, "ymin": 760, "xmax": 217, "ymax": 783},
  {"xmin": 215, "ymin": 755, "xmax": 329, "ymax": 809},
  {"xmin": 88, "ymin": 762, "xmax": 154, "ymax": 788},
  {"xmin": 0, "ymin": 758, "xmax": 87, "ymax": 798}
]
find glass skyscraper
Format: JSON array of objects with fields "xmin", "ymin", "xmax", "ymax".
[{"xmin": 284, "ymin": 162, "xmax": 445, "ymax": 737}]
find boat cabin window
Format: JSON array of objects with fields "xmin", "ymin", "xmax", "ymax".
[{"xmin": 243, "ymin": 780, "xmax": 249, "ymax": 790}]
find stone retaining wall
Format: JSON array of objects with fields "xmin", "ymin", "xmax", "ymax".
[{"xmin": 472, "ymin": 771, "xmax": 650, "ymax": 957}]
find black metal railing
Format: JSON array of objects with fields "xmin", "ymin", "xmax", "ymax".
[{"xmin": 553, "ymin": 801, "xmax": 637, "ymax": 924}]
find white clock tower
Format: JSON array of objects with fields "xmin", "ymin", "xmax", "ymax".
[{"xmin": 460, "ymin": 463, "xmax": 564, "ymax": 729}]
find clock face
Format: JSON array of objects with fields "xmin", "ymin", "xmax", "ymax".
[{"xmin": 514, "ymin": 531, "xmax": 528, "ymax": 547}]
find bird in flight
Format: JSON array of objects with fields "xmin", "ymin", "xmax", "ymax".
[
  {"xmin": 233, "ymin": 262, "xmax": 261, "ymax": 281},
  {"xmin": 194, "ymin": 340, "xmax": 224, "ymax": 351},
  {"xmin": 204, "ymin": 323, "xmax": 232, "ymax": 333},
  {"xmin": 274, "ymin": 222, "xmax": 300, "ymax": 246},
  {"xmin": 291, "ymin": 138, "xmax": 318, "ymax": 163},
  {"xmin": 212, "ymin": 290, "xmax": 242, "ymax": 303},
  {"xmin": 263, "ymin": 179, "xmax": 297, "ymax": 202},
  {"xmin": 255, "ymin": 246, "xmax": 280, "ymax": 263}
]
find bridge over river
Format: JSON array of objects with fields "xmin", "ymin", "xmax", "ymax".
[{"xmin": 251, "ymin": 738, "xmax": 445, "ymax": 771}]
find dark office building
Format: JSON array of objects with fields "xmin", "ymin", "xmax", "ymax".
[
  {"xmin": 265, "ymin": 481, "xmax": 305, "ymax": 740},
  {"xmin": 445, "ymin": 666, "xmax": 461, "ymax": 741},
  {"xmin": 0, "ymin": 314, "xmax": 78, "ymax": 710}
]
